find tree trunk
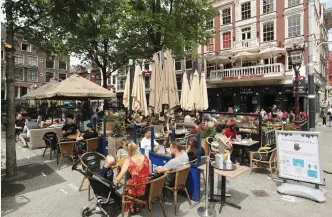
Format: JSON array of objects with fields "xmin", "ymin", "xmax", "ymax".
[
  {"xmin": 102, "ymin": 67, "xmax": 108, "ymax": 112},
  {"xmin": 5, "ymin": 0, "xmax": 18, "ymax": 178}
]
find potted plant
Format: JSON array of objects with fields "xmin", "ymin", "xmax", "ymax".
[
  {"xmin": 284, "ymin": 123, "xmax": 296, "ymax": 131},
  {"xmin": 104, "ymin": 112, "xmax": 126, "ymax": 157},
  {"xmin": 197, "ymin": 126, "xmax": 216, "ymax": 155}
]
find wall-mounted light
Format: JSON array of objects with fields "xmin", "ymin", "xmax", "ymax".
[{"xmin": 256, "ymin": 92, "xmax": 259, "ymax": 95}]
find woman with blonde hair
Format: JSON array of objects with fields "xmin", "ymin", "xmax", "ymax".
[{"xmin": 113, "ymin": 142, "xmax": 151, "ymax": 213}]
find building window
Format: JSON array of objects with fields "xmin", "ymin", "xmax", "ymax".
[
  {"xmin": 45, "ymin": 72, "xmax": 54, "ymax": 82},
  {"xmin": 242, "ymin": 61, "xmax": 253, "ymax": 67},
  {"xmin": 59, "ymin": 60, "xmax": 67, "ymax": 70},
  {"xmin": 144, "ymin": 63, "xmax": 150, "ymax": 71},
  {"xmin": 46, "ymin": 57, "xmax": 55, "ymax": 69},
  {"xmin": 206, "ymin": 62, "xmax": 216, "ymax": 78},
  {"xmin": 222, "ymin": 32, "xmax": 232, "ymax": 49},
  {"xmin": 1, "ymin": 65, "xmax": 5, "ymax": 78},
  {"xmin": 117, "ymin": 78, "xmax": 125, "ymax": 90},
  {"xmin": 15, "ymin": 55, "xmax": 24, "ymax": 65},
  {"xmin": 263, "ymin": 58, "xmax": 275, "ymax": 65},
  {"xmin": 59, "ymin": 73, "xmax": 67, "ymax": 81},
  {"xmin": 27, "ymin": 70, "xmax": 37, "ymax": 81},
  {"xmin": 185, "ymin": 59, "xmax": 192, "ymax": 70},
  {"xmin": 206, "ymin": 19, "xmax": 214, "ymax": 30},
  {"xmin": 15, "ymin": 68, "xmax": 24, "ymax": 81},
  {"xmin": 263, "ymin": 22, "xmax": 274, "ymax": 42},
  {"xmin": 21, "ymin": 43, "xmax": 31, "ymax": 52},
  {"xmin": 175, "ymin": 58, "xmax": 181, "ymax": 71},
  {"xmin": 27, "ymin": 56, "xmax": 37, "ymax": 66},
  {"xmin": 222, "ymin": 8, "xmax": 231, "ymax": 25},
  {"xmin": 1, "ymin": 50, "xmax": 4, "ymax": 60},
  {"xmin": 288, "ymin": 54, "xmax": 302, "ymax": 70},
  {"xmin": 242, "ymin": 27, "xmax": 251, "ymax": 41},
  {"xmin": 288, "ymin": 15, "xmax": 301, "ymax": 38},
  {"xmin": 288, "ymin": 0, "xmax": 300, "ymax": 8},
  {"xmin": 241, "ymin": 2, "xmax": 251, "ymax": 20},
  {"xmin": 144, "ymin": 75, "xmax": 150, "ymax": 89},
  {"xmin": 263, "ymin": 0, "xmax": 274, "ymax": 14},
  {"xmin": 20, "ymin": 87, "xmax": 27, "ymax": 97},
  {"xmin": 206, "ymin": 38, "xmax": 214, "ymax": 52},
  {"xmin": 176, "ymin": 75, "xmax": 182, "ymax": 91}
]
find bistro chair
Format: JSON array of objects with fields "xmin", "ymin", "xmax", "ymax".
[
  {"xmin": 250, "ymin": 147, "xmax": 278, "ymax": 180},
  {"xmin": 85, "ymin": 138, "xmax": 99, "ymax": 152},
  {"xmin": 58, "ymin": 141, "xmax": 76, "ymax": 170},
  {"xmin": 42, "ymin": 132, "xmax": 61, "ymax": 160},
  {"xmin": 78, "ymin": 152, "xmax": 106, "ymax": 200},
  {"xmin": 122, "ymin": 174, "xmax": 168, "ymax": 217},
  {"xmin": 164, "ymin": 165, "xmax": 191, "ymax": 215}
]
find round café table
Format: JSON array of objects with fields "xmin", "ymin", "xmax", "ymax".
[{"xmin": 209, "ymin": 162, "xmax": 241, "ymax": 213}]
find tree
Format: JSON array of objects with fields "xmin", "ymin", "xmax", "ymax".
[{"xmin": 2, "ymin": 0, "xmax": 61, "ymax": 177}]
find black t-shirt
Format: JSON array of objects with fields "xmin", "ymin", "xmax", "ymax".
[
  {"xmin": 188, "ymin": 148, "xmax": 206, "ymax": 162},
  {"xmin": 15, "ymin": 119, "xmax": 25, "ymax": 128},
  {"xmin": 82, "ymin": 130, "xmax": 98, "ymax": 140},
  {"xmin": 62, "ymin": 123, "xmax": 78, "ymax": 135},
  {"xmin": 100, "ymin": 166, "xmax": 114, "ymax": 182}
]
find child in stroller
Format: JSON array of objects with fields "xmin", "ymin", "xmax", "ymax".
[{"xmin": 72, "ymin": 152, "xmax": 122, "ymax": 217}]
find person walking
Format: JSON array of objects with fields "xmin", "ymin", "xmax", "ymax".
[
  {"xmin": 328, "ymin": 105, "xmax": 332, "ymax": 127},
  {"xmin": 321, "ymin": 108, "xmax": 327, "ymax": 127}
]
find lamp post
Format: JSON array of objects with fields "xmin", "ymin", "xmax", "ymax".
[{"xmin": 286, "ymin": 44, "xmax": 305, "ymax": 128}]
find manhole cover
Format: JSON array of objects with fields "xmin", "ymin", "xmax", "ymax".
[{"xmin": 251, "ymin": 190, "xmax": 270, "ymax": 197}]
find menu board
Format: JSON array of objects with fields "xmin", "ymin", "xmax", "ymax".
[{"xmin": 275, "ymin": 130, "xmax": 323, "ymax": 185}]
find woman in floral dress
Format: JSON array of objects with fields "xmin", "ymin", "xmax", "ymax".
[{"xmin": 114, "ymin": 142, "xmax": 151, "ymax": 213}]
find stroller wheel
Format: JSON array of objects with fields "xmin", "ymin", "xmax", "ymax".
[{"xmin": 81, "ymin": 207, "xmax": 91, "ymax": 217}]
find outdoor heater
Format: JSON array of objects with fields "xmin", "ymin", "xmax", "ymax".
[{"xmin": 286, "ymin": 44, "xmax": 305, "ymax": 128}]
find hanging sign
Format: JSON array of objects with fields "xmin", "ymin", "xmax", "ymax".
[
  {"xmin": 293, "ymin": 76, "xmax": 307, "ymax": 96},
  {"xmin": 275, "ymin": 130, "xmax": 323, "ymax": 185}
]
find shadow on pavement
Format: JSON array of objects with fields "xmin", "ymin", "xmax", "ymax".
[{"xmin": 1, "ymin": 195, "xmax": 30, "ymax": 217}]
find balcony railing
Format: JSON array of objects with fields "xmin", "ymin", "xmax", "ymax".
[
  {"xmin": 232, "ymin": 39, "xmax": 259, "ymax": 50},
  {"xmin": 208, "ymin": 63, "xmax": 285, "ymax": 81}
]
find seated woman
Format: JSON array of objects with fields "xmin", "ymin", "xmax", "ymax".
[
  {"xmin": 186, "ymin": 136, "xmax": 206, "ymax": 162},
  {"xmin": 113, "ymin": 142, "xmax": 151, "ymax": 213}
]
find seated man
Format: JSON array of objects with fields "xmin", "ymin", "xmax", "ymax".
[
  {"xmin": 155, "ymin": 141, "xmax": 189, "ymax": 186},
  {"xmin": 15, "ymin": 114, "xmax": 25, "ymax": 138},
  {"xmin": 19, "ymin": 118, "xmax": 31, "ymax": 146},
  {"xmin": 140, "ymin": 130, "xmax": 160, "ymax": 152},
  {"xmin": 62, "ymin": 115, "xmax": 79, "ymax": 137},
  {"xmin": 76, "ymin": 123, "xmax": 98, "ymax": 153}
]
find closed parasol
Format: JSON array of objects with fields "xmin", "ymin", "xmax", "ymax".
[
  {"xmin": 187, "ymin": 70, "xmax": 200, "ymax": 111},
  {"xmin": 131, "ymin": 65, "xmax": 149, "ymax": 116},
  {"xmin": 198, "ymin": 72, "xmax": 209, "ymax": 111},
  {"xmin": 180, "ymin": 72, "xmax": 190, "ymax": 110},
  {"xmin": 123, "ymin": 70, "xmax": 130, "ymax": 108}
]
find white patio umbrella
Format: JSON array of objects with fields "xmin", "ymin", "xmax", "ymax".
[
  {"xmin": 232, "ymin": 51, "xmax": 258, "ymax": 62},
  {"xmin": 206, "ymin": 55, "xmax": 231, "ymax": 64},
  {"xmin": 187, "ymin": 70, "xmax": 200, "ymax": 111},
  {"xmin": 180, "ymin": 72, "xmax": 190, "ymax": 110},
  {"xmin": 21, "ymin": 79, "xmax": 59, "ymax": 100},
  {"xmin": 198, "ymin": 72, "xmax": 209, "ymax": 111},
  {"xmin": 258, "ymin": 47, "xmax": 287, "ymax": 59},
  {"xmin": 131, "ymin": 65, "xmax": 149, "ymax": 116},
  {"xmin": 122, "ymin": 69, "xmax": 130, "ymax": 108}
]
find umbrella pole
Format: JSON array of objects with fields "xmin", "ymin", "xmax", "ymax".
[{"xmin": 128, "ymin": 61, "xmax": 135, "ymax": 111}]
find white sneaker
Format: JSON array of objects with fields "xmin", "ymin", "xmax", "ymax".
[{"xmin": 323, "ymin": 125, "xmax": 326, "ymax": 127}]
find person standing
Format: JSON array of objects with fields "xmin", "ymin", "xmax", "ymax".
[
  {"xmin": 320, "ymin": 108, "xmax": 327, "ymax": 127},
  {"xmin": 328, "ymin": 105, "xmax": 332, "ymax": 127}
]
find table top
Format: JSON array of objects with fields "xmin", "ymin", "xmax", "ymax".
[
  {"xmin": 67, "ymin": 134, "xmax": 77, "ymax": 140},
  {"xmin": 231, "ymin": 140, "xmax": 259, "ymax": 146},
  {"xmin": 200, "ymin": 163, "xmax": 249, "ymax": 178},
  {"xmin": 211, "ymin": 162, "xmax": 236, "ymax": 171}
]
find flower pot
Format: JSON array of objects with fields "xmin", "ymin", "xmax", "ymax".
[{"xmin": 108, "ymin": 136, "xmax": 127, "ymax": 157}]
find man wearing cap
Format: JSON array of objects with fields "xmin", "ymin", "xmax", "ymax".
[
  {"xmin": 76, "ymin": 123, "xmax": 99, "ymax": 152},
  {"xmin": 224, "ymin": 121, "xmax": 238, "ymax": 139}
]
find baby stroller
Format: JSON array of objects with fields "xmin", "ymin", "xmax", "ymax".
[{"xmin": 72, "ymin": 152, "xmax": 121, "ymax": 217}]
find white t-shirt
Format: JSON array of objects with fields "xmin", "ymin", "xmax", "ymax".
[
  {"xmin": 140, "ymin": 137, "xmax": 159, "ymax": 149},
  {"xmin": 184, "ymin": 115, "xmax": 192, "ymax": 123}
]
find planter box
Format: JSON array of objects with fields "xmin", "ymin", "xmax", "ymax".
[{"xmin": 107, "ymin": 136, "xmax": 127, "ymax": 157}]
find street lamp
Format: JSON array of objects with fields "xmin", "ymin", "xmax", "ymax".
[{"xmin": 287, "ymin": 44, "xmax": 305, "ymax": 127}]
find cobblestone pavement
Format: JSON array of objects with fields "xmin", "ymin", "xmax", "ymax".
[{"xmin": 1, "ymin": 126, "xmax": 332, "ymax": 217}]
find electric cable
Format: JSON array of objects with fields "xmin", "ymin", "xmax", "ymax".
[{"xmin": 323, "ymin": 170, "xmax": 332, "ymax": 174}]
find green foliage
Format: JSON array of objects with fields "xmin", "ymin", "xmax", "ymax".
[
  {"xmin": 284, "ymin": 123, "xmax": 296, "ymax": 131},
  {"xmin": 104, "ymin": 112, "xmax": 125, "ymax": 137},
  {"xmin": 198, "ymin": 127, "xmax": 216, "ymax": 138}
]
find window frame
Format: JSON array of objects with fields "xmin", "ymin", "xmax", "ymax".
[
  {"xmin": 287, "ymin": 14, "xmax": 301, "ymax": 38},
  {"xmin": 1, "ymin": 65, "xmax": 5, "ymax": 79},
  {"xmin": 222, "ymin": 32, "xmax": 232, "ymax": 49},
  {"xmin": 222, "ymin": 8, "xmax": 231, "ymax": 25},
  {"xmin": 174, "ymin": 58, "xmax": 182, "ymax": 71},
  {"xmin": 262, "ymin": 21, "xmax": 275, "ymax": 42},
  {"xmin": 185, "ymin": 58, "xmax": 193, "ymax": 70},
  {"xmin": 288, "ymin": 0, "xmax": 300, "ymax": 8},
  {"xmin": 15, "ymin": 68, "xmax": 25, "ymax": 81},
  {"xmin": 206, "ymin": 37, "xmax": 215, "ymax": 52},
  {"xmin": 241, "ymin": 27, "xmax": 251, "ymax": 40},
  {"xmin": 262, "ymin": 0, "xmax": 274, "ymax": 14},
  {"xmin": 206, "ymin": 19, "xmax": 214, "ymax": 30},
  {"xmin": 27, "ymin": 56, "xmax": 38, "ymax": 66},
  {"xmin": 14, "ymin": 54, "xmax": 24, "ymax": 65},
  {"xmin": 58, "ymin": 73, "xmax": 67, "ymax": 81},
  {"xmin": 27, "ymin": 69, "xmax": 38, "ymax": 82},
  {"xmin": 21, "ymin": 43, "xmax": 32, "ymax": 52},
  {"xmin": 241, "ymin": 2, "xmax": 251, "ymax": 20},
  {"xmin": 45, "ymin": 72, "xmax": 54, "ymax": 82},
  {"xmin": 1, "ymin": 50, "xmax": 4, "ymax": 60},
  {"xmin": 46, "ymin": 57, "xmax": 55, "ymax": 69},
  {"xmin": 58, "ymin": 60, "xmax": 67, "ymax": 70}
]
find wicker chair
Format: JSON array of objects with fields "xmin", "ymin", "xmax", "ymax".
[
  {"xmin": 164, "ymin": 165, "xmax": 192, "ymax": 215},
  {"xmin": 58, "ymin": 141, "xmax": 76, "ymax": 170},
  {"xmin": 250, "ymin": 147, "xmax": 278, "ymax": 179},
  {"xmin": 122, "ymin": 174, "xmax": 168, "ymax": 217},
  {"xmin": 85, "ymin": 138, "xmax": 99, "ymax": 152}
]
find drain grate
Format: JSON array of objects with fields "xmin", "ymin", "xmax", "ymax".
[{"xmin": 251, "ymin": 190, "xmax": 270, "ymax": 197}]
